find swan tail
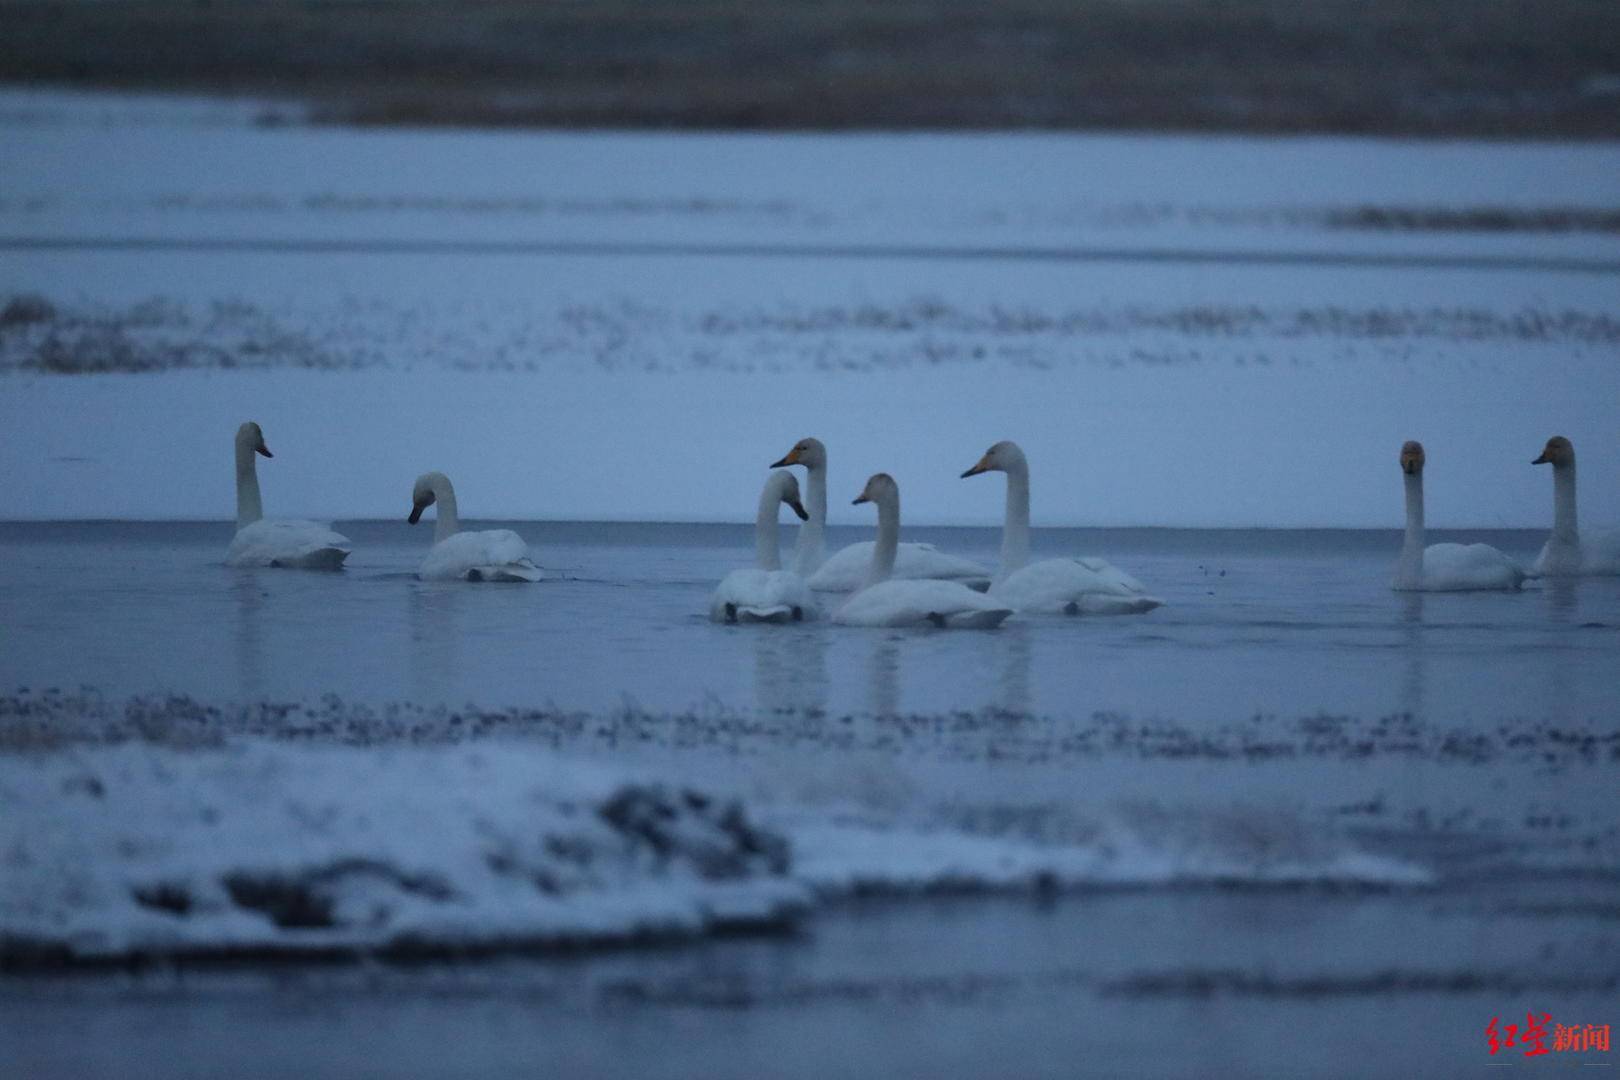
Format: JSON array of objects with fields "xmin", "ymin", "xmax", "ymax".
[
  {"xmin": 277, "ymin": 546, "xmax": 350, "ymax": 571},
  {"xmin": 1069, "ymin": 593, "xmax": 1163, "ymax": 615},
  {"xmin": 942, "ymin": 607, "xmax": 1014, "ymax": 629},
  {"xmin": 468, "ymin": 562, "xmax": 543, "ymax": 583}
]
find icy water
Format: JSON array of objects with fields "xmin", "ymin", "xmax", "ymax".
[{"xmin": 3, "ymin": 522, "xmax": 1618, "ymax": 1076}]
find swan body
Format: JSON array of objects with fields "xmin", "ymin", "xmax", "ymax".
[
  {"xmin": 833, "ymin": 473, "xmax": 1012, "ymax": 629},
  {"xmin": 225, "ymin": 421, "xmax": 350, "ymax": 570},
  {"xmin": 710, "ymin": 471, "xmax": 816, "ymax": 623},
  {"xmin": 960, "ymin": 440, "xmax": 1162, "ymax": 614},
  {"xmin": 1530, "ymin": 436, "xmax": 1620, "ymax": 577},
  {"xmin": 772, "ymin": 437, "xmax": 991, "ymax": 592},
  {"xmin": 1392, "ymin": 441, "xmax": 1523, "ymax": 592},
  {"xmin": 409, "ymin": 471, "xmax": 540, "ymax": 582}
]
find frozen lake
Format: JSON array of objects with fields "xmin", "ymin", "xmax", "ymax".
[{"xmin": 2, "ymin": 93, "xmax": 1618, "ymax": 1075}]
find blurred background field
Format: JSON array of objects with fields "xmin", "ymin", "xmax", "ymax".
[{"xmin": 3, "ymin": 0, "xmax": 1619, "ymax": 136}]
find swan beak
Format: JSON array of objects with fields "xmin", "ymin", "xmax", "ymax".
[
  {"xmin": 771, "ymin": 448, "xmax": 800, "ymax": 468},
  {"xmin": 1401, "ymin": 461, "xmax": 1417, "ymax": 476},
  {"xmin": 787, "ymin": 497, "xmax": 809, "ymax": 521},
  {"xmin": 960, "ymin": 455, "xmax": 991, "ymax": 478},
  {"xmin": 1532, "ymin": 452, "xmax": 1550, "ymax": 465},
  {"xmin": 408, "ymin": 504, "xmax": 424, "ymax": 524},
  {"xmin": 256, "ymin": 445, "xmax": 273, "ymax": 458},
  {"xmin": 852, "ymin": 493, "xmax": 870, "ymax": 505}
]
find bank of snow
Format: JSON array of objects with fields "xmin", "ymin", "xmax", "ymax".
[{"xmin": 0, "ymin": 741, "xmax": 1428, "ymax": 965}]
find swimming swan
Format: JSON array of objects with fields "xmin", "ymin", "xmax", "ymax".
[
  {"xmin": 960, "ymin": 441, "xmax": 1162, "ymax": 615},
  {"xmin": 408, "ymin": 471, "xmax": 541, "ymax": 582},
  {"xmin": 1531, "ymin": 436, "xmax": 1620, "ymax": 577},
  {"xmin": 710, "ymin": 470, "xmax": 817, "ymax": 623},
  {"xmin": 225, "ymin": 421, "xmax": 350, "ymax": 570},
  {"xmin": 1392, "ymin": 441, "xmax": 1524, "ymax": 592},
  {"xmin": 835, "ymin": 473, "xmax": 1013, "ymax": 629},
  {"xmin": 771, "ymin": 437, "xmax": 991, "ymax": 591}
]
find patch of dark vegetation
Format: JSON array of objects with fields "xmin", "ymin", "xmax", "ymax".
[
  {"xmin": 0, "ymin": 293, "xmax": 54, "ymax": 327},
  {"xmin": 599, "ymin": 785, "xmax": 791, "ymax": 879},
  {"xmin": 221, "ymin": 860, "xmax": 455, "ymax": 930},
  {"xmin": 4, "ymin": 292, "xmax": 1616, "ymax": 376},
  {"xmin": 5, "ymin": 690, "xmax": 1618, "ymax": 774},
  {"xmin": 1, "ymin": 0, "xmax": 1617, "ymax": 138},
  {"xmin": 1102, "ymin": 967, "xmax": 1620, "ymax": 999},
  {"xmin": 1324, "ymin": 205, "xmax": 1620, "ymax": 235},
  {"xmin": 131, "ymin": 882, "xmax": 194, "ymax": 917}
]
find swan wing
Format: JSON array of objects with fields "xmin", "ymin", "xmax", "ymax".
[
  {"xmin": 833, "ymin": 579, "xmax": 1012, "ymax": 628},
  {"xmin": 710, "ymin": 569, "xmax": 817, "ymax": 623},
  {"xmin": 809, "ymin": 541, "xmax": 991, "ymax": 592},
  {"xmin": 419, "ymin": 529, "xmax": 541, "ymax": 582},
  {"xmin": 227, "ymin": 519, "xmax": 351, "ymax": 570},
  {"xmin": 990, "ymin": 557, "xmax": 1162, "ymax": 615}
]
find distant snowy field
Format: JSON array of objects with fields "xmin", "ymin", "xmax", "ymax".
[{"xmin": 2, "ymin": 87, "xmax": 1618, "ymax": 528}]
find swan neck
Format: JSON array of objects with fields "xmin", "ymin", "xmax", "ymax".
[
  {"xmin": 755, "ymin": 483, "xmax": 783, "ymax": 571},
  {"xmin": 1001, "ymin": 460, "xmax": 1032, "ymax": 573},
  {"xmin": 868, "ymin": 491, "xmax": 899, "ymax": 587},
  {"xmin": 1397, "ymin": 471, "xmax": 1424, "ymax": 586},
  {"xmin": 431, "ymin": 474, "xmax": 460, "ymax": 543},
  {"xmin": 794, "ymin": 460, "xmax": 827, "ymax": 575},
  {"xmin": 1551, "ymin": 461, "xmax": 1578, "ymax": 541},
  {"xmin": 234, "ymin": 437, "xmax": 263, "ymax": 529}
]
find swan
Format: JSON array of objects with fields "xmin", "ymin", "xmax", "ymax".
[
  {"xmin": 960, "ymin": 441, "xmax": 1162, "ymax": 615},
  {"xmin": 1530, "ymin": 436, "xmax": 1620, "ymax": 577},
  {"xmin": 771, "ymin": 436, "xmax": 991, "ymax": 592},
  {"xmin": 834, "ymin": 473, "xmax": 1013, "ymax": 629},
  {"xmin": 225, "ymin": 421, "xmax": 350, "ymax": 570},
  {"xmin": 1391, "ymin": 441, "xmax": 1524, "ymax": 592},
  {"xmin": 408, "ymin": 471, "xmax": 541, "ymax": 582},
  {"xmin": 710, "ymin": 470, "xmax": 817, "ymax": 623}
]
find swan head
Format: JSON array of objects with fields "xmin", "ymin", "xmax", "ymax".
[
  {"xmin": 408, "ymin": 471, "xmax": 447, "ymax": 524},
  {"xmin": 1533, "ymin": 435, "xmax": 1574, "ymax": 467},
  {"xmin": 961, "ymin": 440, "xmax": 1024, "ymax": 478},
  {"xmin": 1399, "ymin": 440, "xmax": 1425, "ymax": 476},
  {"xmin": 771, "ymin": 437, "xmax": 826, "ymax": 470},
  {"xmin": 852, "ymin": 472, "xmax": 898, "ymax": 506},
  {"xmin": 236, "ymin": 421, "xmax": 272, "ymax": 458},
  {"xmin": 766, "ymin": 470, "xmax": 809, "ymax": 521}
]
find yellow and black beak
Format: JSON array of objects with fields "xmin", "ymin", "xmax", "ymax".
[
  {"xmin": 1401, "ymin": 458, "xmax": 1418, "ymax": 476},
  {"xmin": 787, "ymin": 496, "xmax": 809, "ymax": 521},
  {"xmin": 770, "ymin": 447, "xmax": 801, "ymax": 468},
  {"xmin": 960, "ymin": 454, "xmax": 992, "ymax": 479},
  {"xmin": 256, "ymin": 445, "xmax": 273, "ymax": 458},
  {"xmin": 1532, "ymin": 451, "xmax": 1551, "ymax": 465},
  {"xmin": 852, "ymin": 492, "xmax": 870, "ymax": 505},
  {"xmin": 408, "ymin": 503, "xmax": 425, "ymax": 524}
]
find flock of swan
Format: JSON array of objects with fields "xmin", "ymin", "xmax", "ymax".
[{"xmin": 228, "ymin": 421, "xmax": 1620, "ymax": 629}]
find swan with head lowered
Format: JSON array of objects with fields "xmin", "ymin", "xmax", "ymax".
[
  {"xmin": 1392, "ymin": 441, "xmax": 1524, "ymax": 592},
  {"xmin": 771, "ymin": 437, "xmax": 991, "ymax": 592},
  {"xmin": 960, "ymin": 441, "xmax": 1161, "ymax": 615},
  {"xmin": 225, "ymin": 421, "xmax": 351, "ymax": 570},
  {"xmin": 834, "ymin": 473, "xmax": 1013, "ymax": 629},
  {"xmin": 710, "ymin": 470, "xmax": 817, "ymax": 623},
  {"xmin": 1530, "ymin": 435, "xmax": 1620, "ymax": 577},
  {"xmin": 409, "ymin": 471, "xmax": 541, "ymax": 582}
]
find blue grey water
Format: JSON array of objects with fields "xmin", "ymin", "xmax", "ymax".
[{"xmin": 2, "ymin": 521, "xmax": 1618, "ymax": 1075}]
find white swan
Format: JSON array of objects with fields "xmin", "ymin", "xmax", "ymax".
[
  {"xmin": 835, "ymin": 474, "xmax": 1013, "ymax": 629},
  {"xmin": 1391, "ymin": 441, "xmax": 1524, "ymax": 592},
  {"xmin": 710, "ymin": 470, "xmax": 817, "ymax": 623},
  {"xmin": 960, "ymin": 441, "xmax": 1162, "ymax": 615},
  {"xmin": 408, "ymin": 471, "xmax": 541, "ymax": 582},
  {"xmin": 771, "ymin": 437, "xmax": 991, "ymax": 592},
  {"xmin": 225, "ymin": 421, "xmax": 350, "ymax": 570},
  {"xmin": 1531, "ymin": 436, "xmax": 1620, "ymax": 577}
]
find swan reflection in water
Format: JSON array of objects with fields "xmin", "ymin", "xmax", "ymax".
[
  {"xmin": 1397, "ymin": 591, "xmax": 1426, "ymax": 721},
  {"xmin": 407, "ymin": 582, "xmax": 464, "ymax": 705},
  {"xmin": 752, "ymin": 627, "xmax": 827, "ymax": 718},
  {"xmin": 232, "ymin": 574, "xmax": 266, "ymax": 699}
]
